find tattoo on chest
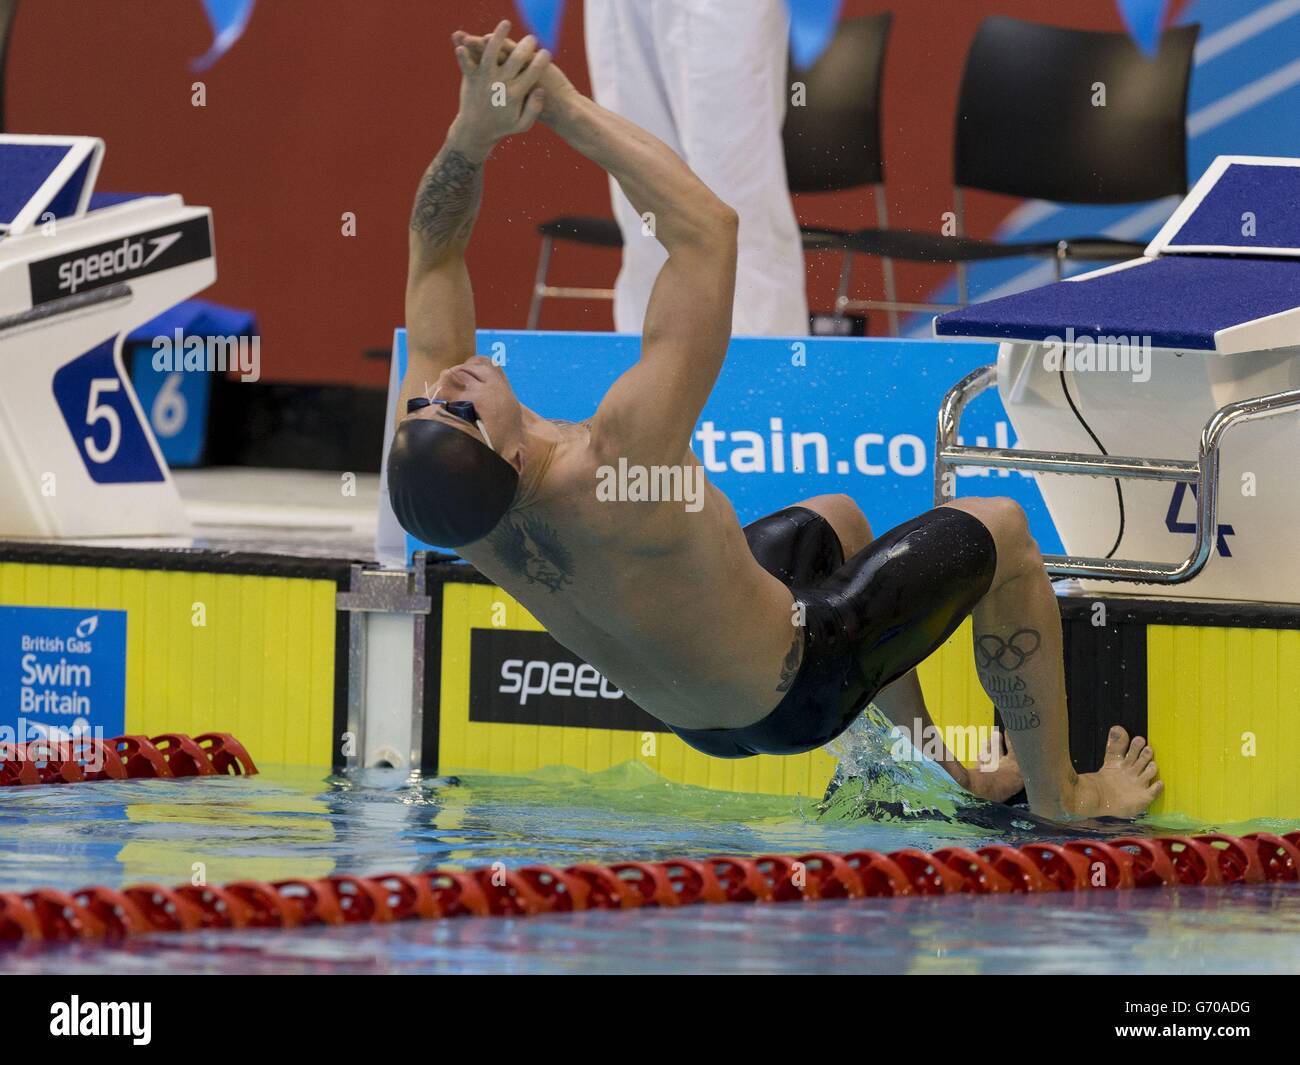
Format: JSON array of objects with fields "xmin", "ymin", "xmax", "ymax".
[
  {"xmin": 975, "ymin": 629, "xmax": 1042, "ymax": 729},
  {"xmin": 488, "ymin": 514, "xmax": 574, "ymax": 593},
  {"xmin": 776, "ymin": 627, "xmax": 803, "ymax": 693}
]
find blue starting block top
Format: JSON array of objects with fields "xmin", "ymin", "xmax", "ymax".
[
  {"xmin": 0, "ymin": 135, "xmax": 103, "ymax": 235},
  {"xmin": 935, "ymin": 256, "xmax": 1300, "ymax": 351},
  {"xmin": 936, "ymin": 157, "xmax": 1300, "ymax": 354},
  {"xmin": 1149, "ymin": 156, "xmax": 1300, "ymax": 256},
  {"xmin": 88, "ymin": 191, "xmax": 153, "ymax": 211}
]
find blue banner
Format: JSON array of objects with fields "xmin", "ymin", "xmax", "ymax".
[
  {"xmin": 515, "ymin": 0, "xmax": 564, "ymax": 51},
  {"xmin": 392, "ymin": 331, "xmax": 1062, "ymax": 560},
  {"xmin": 0, "ymin": 606, "xmax": 127, "ymax": 744},
  {"xmin": 1115, "ymin": 0, "xmax": 1170, "ymax": 55},
  {"xmin": 788, "ymin": 0, "xmax": 842, "ymax": 69},
  {"xmin": 193, "ymin": 0, "xmax": 256, "ymax": 71}
]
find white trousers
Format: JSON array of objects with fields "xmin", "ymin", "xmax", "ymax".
[{"xmin": 583, "ymin": 0, "xmax": 809, "ymax": 336}]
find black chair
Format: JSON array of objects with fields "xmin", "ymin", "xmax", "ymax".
[
  {"xmin": 526, "ymin": 13, "xmax": 895, "ymax": 331},
  {"xmin": 782, "ymin": 13, "xmax": 898, "ymax": 331},
  {"xmin": 834, "ymin": 15, "xmax": 1199, "ymax": 320}
]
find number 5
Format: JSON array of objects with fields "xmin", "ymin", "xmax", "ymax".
[{"xmin": 84, "ymin": 378, "xmax": 122, "ymax": 463}]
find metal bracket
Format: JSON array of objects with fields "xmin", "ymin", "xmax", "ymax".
[
  {"xmin": 336, "ymin": 566, "xmax": 432, "ymax": 614},
  {"xmin": 933, "ymin": 363, "xmax": 1300, "ymax": 584},
  {"xmin": 336, "ymin": 564, "xmax": 432, "ymax": 773}
]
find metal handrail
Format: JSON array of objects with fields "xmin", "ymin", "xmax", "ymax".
[{"xmin": 933, "ymin": 363, "xmax": 1300, "ymax": 584}]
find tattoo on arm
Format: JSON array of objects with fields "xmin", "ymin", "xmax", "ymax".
[{"xmin": 410, "ymin": 148, "xmax": 483, "ymax": 258}]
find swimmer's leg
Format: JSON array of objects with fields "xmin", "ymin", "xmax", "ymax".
[
  {"xmin": 791, "ymin": 495, "xmax": 1022, "ymax": 802},
  {"xmin": 944, "ymin": 497, "xmax": 1162, "ymax": 819}
]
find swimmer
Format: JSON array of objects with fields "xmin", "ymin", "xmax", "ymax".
[{"xmin": 389, "ymin": 21, "xmax": 1161, "ymax": 820}]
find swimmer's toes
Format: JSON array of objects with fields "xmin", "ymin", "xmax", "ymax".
[
  {"xmin": 1112, "ymin": 744, "xmax": 1161, "ymax": 814},
  {"xmin": 1103, "ymin": 725, "xmax": 1130, "ymax": 765},
  {"xmin": 1071, "ymin": 729, "xmax": 1161, "ymax": 818}
]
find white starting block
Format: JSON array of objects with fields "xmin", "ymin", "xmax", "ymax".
[
  {"xmin": 934, "ymin": 156, "xmax": 1300, "ymax": 603},
  {"xmin": 0, "ymin": 135, "xmax": 215, "ymax": 538}
]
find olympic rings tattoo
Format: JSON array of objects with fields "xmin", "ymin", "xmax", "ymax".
[{"xmin": 975, "ymin": 629, "xmax": 1041, "ymax": 671}]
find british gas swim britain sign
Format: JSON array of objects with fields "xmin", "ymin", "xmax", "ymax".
[{"xmin": 0, "ymin": 606, "xmax": 127, "ymax": 743}]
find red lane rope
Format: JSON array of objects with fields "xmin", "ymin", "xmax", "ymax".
[
  {"xmin": 0, "ymin": 732, "xmax": 257, "ymax": 787},
  {"xmin": 3, "ymin": 831, "xmax": 1297, "ymax": 945}
]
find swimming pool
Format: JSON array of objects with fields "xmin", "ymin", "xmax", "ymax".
[{"xmin": 4, "ymin": 714, "xmax": 1298, "ymax": 974}]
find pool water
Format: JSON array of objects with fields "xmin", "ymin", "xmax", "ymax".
[{"xmin": 3, "ymin": 713, "xmax": 1299, "ymax": 974}]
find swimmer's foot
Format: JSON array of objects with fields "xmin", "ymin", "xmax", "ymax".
[
  {"xmin": 1064, "ymin": 726, "xmax": 1163, "ymax": 819},
  {"xmin": 963, "ymin": 735, "xmax": 1024, "ymax": 804}
]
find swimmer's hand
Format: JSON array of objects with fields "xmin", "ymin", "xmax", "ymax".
[
  {"xmin": 453, "ymin": 23, "xmax": 578, "ymax": 127},
  {"xmin": 448, "ymin": 20, "xmax": 551, "ymax": 160},
  {"xmin": 961, "ymin": 734, "xmax": 1024, "ymax": 804}
]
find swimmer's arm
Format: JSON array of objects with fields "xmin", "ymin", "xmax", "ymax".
[
  {"xmin": 549, "ymin": 94, "xmax": 738, "ymax": 459},
  {"xmin": 402, "ymin": 130, "xmax": 488, "ymax": 403},
  {"xmin": 404, "ymin": 25, "xmax": 547, "ymax": 404},
  {"xmin": 458, "ymin": 29, "xmax": 735, "ymax": 454}
]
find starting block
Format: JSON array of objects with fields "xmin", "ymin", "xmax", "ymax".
[
  {"xmin": 0, "ymin": 134, "xmax": 215, "ymax": 538},
  {"xmin": 934, "ymin": 156, "xmax": 1300, "ymax": 603}
]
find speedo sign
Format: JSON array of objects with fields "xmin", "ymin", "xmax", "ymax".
[
  {"xmin": 468, "ymin": 628, "xmax": 666, "ymax": 732},
  {"xmin": 29, "ymin": 216, "xmax": 212, "ymax": 304}
]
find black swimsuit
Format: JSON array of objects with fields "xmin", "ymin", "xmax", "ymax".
[{"xmin": 667, "ymin": 505, "xmax": 998, "ymax": 758}]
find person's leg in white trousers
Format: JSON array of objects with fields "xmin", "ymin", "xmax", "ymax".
[{"xmin": 584, "ymin": 0, "xmax": 809, "ymax": 336}]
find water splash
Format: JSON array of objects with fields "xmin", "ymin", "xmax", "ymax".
[{"xmin": 818, "ymin": 704, "xmax": 974, "ymax": 823}]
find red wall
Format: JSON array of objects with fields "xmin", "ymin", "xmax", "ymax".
[{"xmin": 8, "ymin": 0, "xmax": 1175, "ymax": 384}]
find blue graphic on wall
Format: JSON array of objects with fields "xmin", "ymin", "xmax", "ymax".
[
  {"xmin": 193, "ymin": 0, "xmax": 256, "ymax": 71},
  {"xmin": 1115, "ymin": 0, "xmax": 1171, "ymax": 55},
  {"xmin": 391, "ymin": 329, "xmax": 1062, "ymax": 560},
  {"xmin": 0, "ymin": 606, "xmax": 127, "ymax": 744}
]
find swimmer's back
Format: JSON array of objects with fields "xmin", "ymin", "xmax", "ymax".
[{"xmin": 459, "ymin": 434, "xmax": 796, "ymax": 729}]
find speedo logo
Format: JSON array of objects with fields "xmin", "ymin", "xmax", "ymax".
[
  {"xmin": 469, "ymin": 628, "xmax": 662, "ymax": 731},
  {"xmin": 58, "ymin": 232, "xmax": 181, "ymax": 293},
  {"xmin": 499, "ymin": 658, "xmax": 625, "ymax": 706},
  {"xmin": 29, "ymin": 216, "xmax": 211, "ymax": 305}
]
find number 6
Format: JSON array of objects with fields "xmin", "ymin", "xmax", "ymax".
[{"xmin": 152, "ymin": 372, "xmax": 188, "ymax": 438}]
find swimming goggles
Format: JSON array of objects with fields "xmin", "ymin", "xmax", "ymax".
[{"xmin": 407, "ymin": 396, "xmax": 495, "ymax": 451}]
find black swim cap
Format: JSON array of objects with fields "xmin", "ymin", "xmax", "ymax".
[{"xmin": 387, "ymin": 417, "xmax": 519, "ymax": 547}]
